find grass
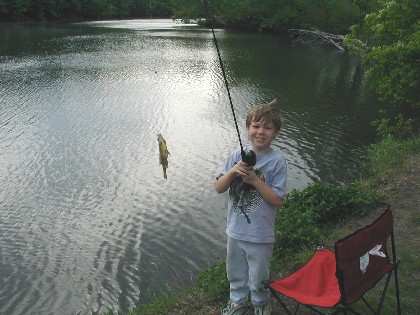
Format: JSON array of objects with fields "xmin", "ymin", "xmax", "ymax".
[{"xmin": 364, "ymin": 135, "xmax": 420, "ymax": 186}]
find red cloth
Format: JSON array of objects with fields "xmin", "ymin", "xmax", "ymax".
[{"xmin": 270, "ymin": 249, "xmax": 341, "ymax": 307}]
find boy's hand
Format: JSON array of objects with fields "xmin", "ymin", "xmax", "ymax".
[
  {"xmin": 234, "ymin": 161, "xmax": 259, "ymax": 185},
  {"xmin": 232, "ymin": 160, "xmax": 252, "ymax": 176}
]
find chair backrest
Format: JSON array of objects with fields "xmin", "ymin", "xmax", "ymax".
[{"xmin": 334, "ymin": 205, "xmax": 396, "ymax": 304}]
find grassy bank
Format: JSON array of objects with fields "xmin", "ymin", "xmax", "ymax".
[{"xmin": 132, "ymin": 135, "xmax": 420, "ymax": 314}]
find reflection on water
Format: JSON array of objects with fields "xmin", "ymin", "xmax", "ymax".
[{"xmin": 0, "ymin": 19, "xmax": 381, "ymax": 314}]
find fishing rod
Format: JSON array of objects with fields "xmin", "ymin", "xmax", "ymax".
[
  {"xmin": 204, "ymin": 0, "xmax": 255, "ymax": 224},
  {"xmin": 203, "ymin": 0, "xmax": 256, "ymax": 169}
]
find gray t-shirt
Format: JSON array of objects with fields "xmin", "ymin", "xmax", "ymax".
[{"xmin": 218, "ymin": 147, "xmax": 287, "ymax": 243}]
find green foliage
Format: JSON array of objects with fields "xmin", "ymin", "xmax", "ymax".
[
  {"xmin": 171, "ymin": 0, "xmax": 205, "ymax": 22},
  {"xmin": 218, "ymin": 0, "xmax": 257, "ymax": 26},
  {"xmin": 140, "ymin": 289, "xmax": 182, "ymax": 315},
  {"xmin": 346, "ymin": 0, "xmax": 420, "ymax": 138},
  {"xmin": 0, "ymin": 0, "xmax": 173, "ymax": 21},
  {"xmin": 346, "ymin": 0, "xmax": 420, "ymax": 141},
  {"xmin": 280, "ymin": 0, "xmax": 362, "ymax": 33},
  {"xmin": 274, "ymin": 182, "xmax": 383, "ymax": 257},
  {"xmin": 364, "ymin": 135, "xmax": 420, "ymax": 185},
  {"xmin": 372, "ymin": 111, "xmax": 417, "ymax": 140},
  {"xmin": 1, "ymin": 0, "xmax": 379, "ymax": 33},
  {"xmin": 325, "ymin": 0, "xmax": 362, "ymax": 33},
  {"xmin": 195, "ymin": 261, "xmax": 229, "ymax": 299},
  {"xmin": 171, "ymin": 0, "xmax": 376, "ymax": 33}
]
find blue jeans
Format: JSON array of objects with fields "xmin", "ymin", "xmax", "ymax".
[{"xmin": 226, "ymin": 236, "xmax": 273, "ymax": 307}]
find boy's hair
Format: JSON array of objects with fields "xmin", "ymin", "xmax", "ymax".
[{"xmin": 246, "ymin": 99, "xmax": 282, "ymax": 132}]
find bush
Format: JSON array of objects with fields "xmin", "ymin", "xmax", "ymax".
[
  {"xmin": 274, "ymin": 182, "xmax": 383, "ymax": 257},
  {"xmin": 195, "ymin": 261, "xmax": 229, "ymax": 300}
]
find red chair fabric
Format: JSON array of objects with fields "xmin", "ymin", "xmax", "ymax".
[{"xmin": 270, "ymin": 249, "xmax": 341, "ymax": 307}]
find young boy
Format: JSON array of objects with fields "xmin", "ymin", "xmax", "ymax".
[{"xmin": 215, "ymin": 99, "xmax": 287, "ymax": 315}]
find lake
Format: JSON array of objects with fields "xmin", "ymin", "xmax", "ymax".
[{"xmin": 0, "ymin": 19, "xmax": 381, "ymax": 314}]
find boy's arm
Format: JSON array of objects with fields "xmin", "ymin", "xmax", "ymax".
[
  {"xmin": 242, "ymin": 170, "xmax": 284, "ymax": 207},
  {"xmin": 215, "ymin": 170, "xmax": 236, "ymax": 193},
  {"xmin": 250, "ymin": 179, "xmax": 283, "ymax": 207},
  {"xmin": 215, "ymin": 161, "xmax": 249, "ymax": 194}
]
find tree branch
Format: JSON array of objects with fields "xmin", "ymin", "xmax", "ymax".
[{"xmin": 289, "ymin": 27, "xmax": 367, "ymax": 51}]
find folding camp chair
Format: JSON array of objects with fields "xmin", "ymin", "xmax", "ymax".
[{"xmin": 266, "ymin": 205, "xmax": 401, "ymax": 315}]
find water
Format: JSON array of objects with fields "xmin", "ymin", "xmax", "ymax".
[{"xmin": 0, "ymin": 19, "xmax": 381, "ymax": 314}]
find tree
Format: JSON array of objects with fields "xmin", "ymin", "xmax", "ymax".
[
  {"xmin": 171, "ymin": 0, "xmax": 204, "ymax": 22},
  {"xmin": 11, "ymin": 0, "xmax": 30, "ymax": 20},
  {"xmin": 346, "ymin": 0, "xmax": 419, "ymax": 137}
]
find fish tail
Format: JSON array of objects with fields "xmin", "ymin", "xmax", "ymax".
[{"xmin": 163, "ymin": 168, "xmax": 167, "ymax": 179}]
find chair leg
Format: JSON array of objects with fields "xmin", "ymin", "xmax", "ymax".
[
  {"xmin": 394, "ymin": 264, "xmax": 401, "ymax": 315},
  {"xmin": 361, "ymin": 297, "xmax": 376, "ymax": 314},
  {"xmin": 268, "ymin": 288, "xmax": 293, "ymax": 315},
  {"xmin": 377, "ymin": 271, "xmax": 393, "ymax": 313}
]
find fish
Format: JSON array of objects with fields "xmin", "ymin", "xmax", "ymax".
[{"xmin": 157, "ymin": 133, "xmax": 170, "ymax": 179}]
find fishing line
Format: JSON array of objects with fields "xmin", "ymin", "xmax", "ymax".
[
  {"xmin": 204, "ymin": 0, "xmax": 255, "ymax": 224},
  {"xmin": 203, "ymin": 0, "xmax": 256, "ymax": 164},
  {"xmin": 203, "ymin": 0, "xmax": 244, "ymax": 153}
]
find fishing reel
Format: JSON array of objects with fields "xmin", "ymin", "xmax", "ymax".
[
  {"xmin": 241, "ymin": 148, "xmax": 256, "ymax": 191},
  {"xmin": 241, "ymin": 149, "xmax": 256, "ymax": 167}
]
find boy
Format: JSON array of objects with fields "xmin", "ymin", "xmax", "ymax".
[{"xmin": 215, "ymin": 99, "xmax": 287, "ymax": 315}]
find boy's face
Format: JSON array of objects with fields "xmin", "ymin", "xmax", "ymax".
[{"xmin": 247, "ymin": 118, "xmax": 278, "ymax": 152}]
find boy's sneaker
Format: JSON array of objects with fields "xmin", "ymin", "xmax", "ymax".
[
  {"xmin": 221, "ymin": 301, "xmax": 248, "ymax": 315},
  {"xmin": 254, "ymin": 302, "xmax": 271, "ymax": 315}
]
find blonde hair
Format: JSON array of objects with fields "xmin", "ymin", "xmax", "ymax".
[{"xmin": 246, "ymin": 99, "xmax": 282, "ymax": 132}]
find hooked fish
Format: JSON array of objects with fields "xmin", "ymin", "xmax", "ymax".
[{"xmin": 157, "ymin": 133, "xmax": 170, "ymax": 179}]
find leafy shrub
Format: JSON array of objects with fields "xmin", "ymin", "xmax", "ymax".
[
  {"xmin": 274, "ymin": 182, "xmax": 383, "ymax": 257},
  {"xmin": 195, "ymin": 261, "xmax": 229, "ymax": 299}
]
